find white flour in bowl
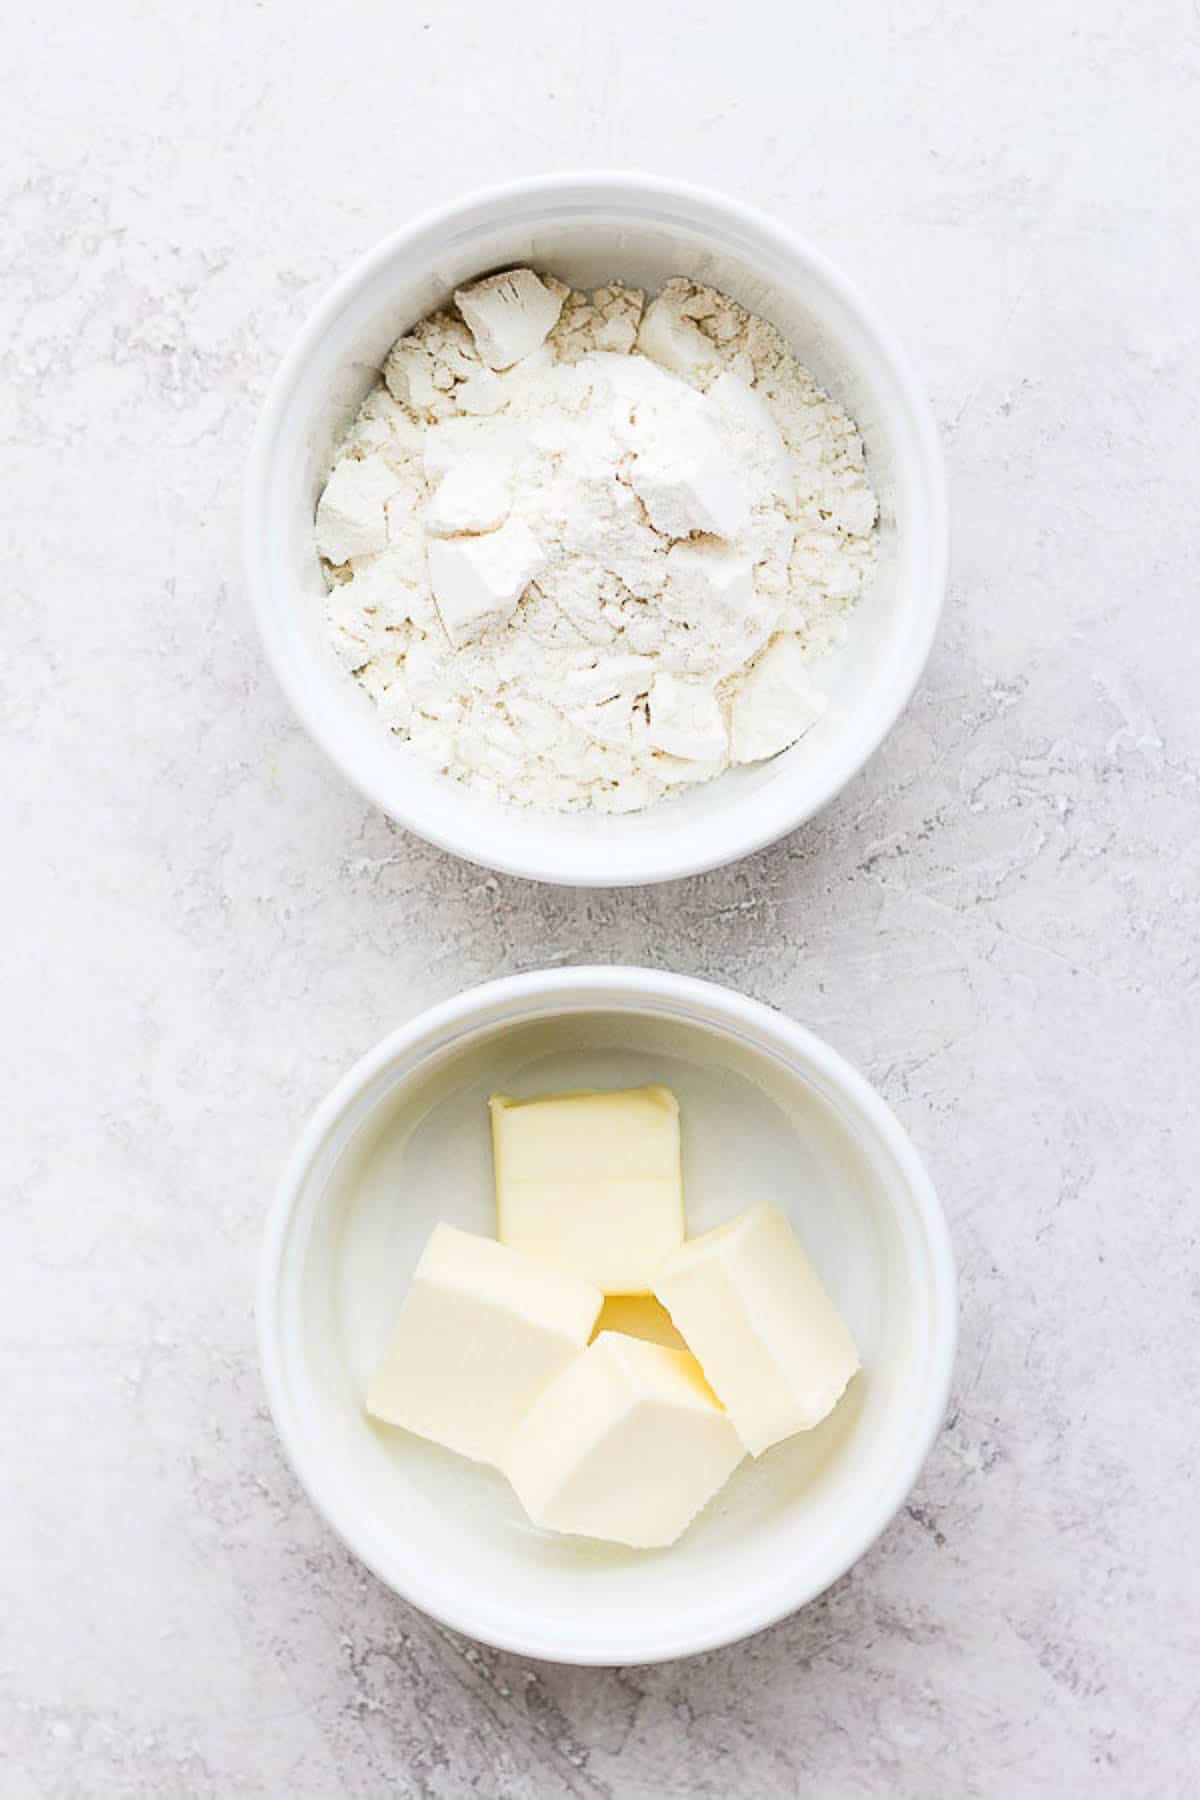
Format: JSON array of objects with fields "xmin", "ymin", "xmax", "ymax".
[{"xmin": 314, "ymin": 270, "xmax": 878, "ymax": 815}]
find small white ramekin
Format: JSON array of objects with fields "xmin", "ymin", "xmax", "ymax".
[
  {"xmin": 245, "ymin": 173, "xmax": 947, "ymax": 886},
  {"xmin": 257, "ymin": 968, "xmax": 957, "ymax": 1664}
]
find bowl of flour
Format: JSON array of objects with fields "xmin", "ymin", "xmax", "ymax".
[{"xmin": 247, "ymin": 175, "xmax": 946, "ymax": 884}]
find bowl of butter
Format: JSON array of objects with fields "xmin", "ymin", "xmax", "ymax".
[{"xmin": 258, "ymin": 967, "xmax": 956, "ymax": 1664}]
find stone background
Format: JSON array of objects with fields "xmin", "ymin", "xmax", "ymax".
[{"xmin": 4, "ymin": 2, "xmax": 1198, "ymax": 1793}]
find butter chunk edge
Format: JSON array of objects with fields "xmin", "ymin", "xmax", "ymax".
[
  {"xmin": 654, "ymin": 1200, "xmax": 860, "ymax": 1455},
  {"xmin": 502, "ymin": 1331, "xmax": 744, "ymax": 1549},
  {"xmin": 365, "ymin": 1222, "xmax": 603, "ymax": 1467},
  {"xmin": 489, "ymin": 1086, "xmax": 684, "ymax": 1295}
]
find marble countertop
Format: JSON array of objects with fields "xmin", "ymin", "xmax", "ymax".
[{"xmin": 6, "ymin": 2, "xmax": 1198, "ymax": 1793}]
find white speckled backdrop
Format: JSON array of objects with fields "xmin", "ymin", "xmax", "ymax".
[{"xmin": 4, "ymin": 1, "xmax": 1198, "ymax": 1793}]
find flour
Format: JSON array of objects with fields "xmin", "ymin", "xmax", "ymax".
[{"xmin": 315, "ymin": 271, "xmax": 878, "ymax": 814}]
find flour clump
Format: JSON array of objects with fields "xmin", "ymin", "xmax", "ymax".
[{"xmin": 314, "ymin": 270, "xmax": 878, "ymax": 814}]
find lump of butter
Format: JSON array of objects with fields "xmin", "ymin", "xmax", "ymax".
[
  {"xmin": 503, "ymin": 1331, "xmax": 744, "ymax": 1548},
  {"xmin": 365, "ymin": 1222, "xmax": 602, "ymax": 1465},
  {"xmin": 593, "ymin": 1294, "xmax": 687, "ymax": 1351},
  {"xmin": 654, "ymin": 1201, "xmax": 859, "ymax": 1455},
  {"xmin": 489, "ymin": 1087, "xmax": 684, "ymax": 1294}
]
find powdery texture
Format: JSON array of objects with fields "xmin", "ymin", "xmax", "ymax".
[{"xmin": 315, "ymin": 274, "xmax": 878, "ymax": 814}]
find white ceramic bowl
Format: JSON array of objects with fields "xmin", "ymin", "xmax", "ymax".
[
  {"xmin": 246, "ymin": 173, "xmax": 947, "ymax": 886},
  {"xmin": 257, "ymin": 968, "xmax": 956, "ymax": 1664}
]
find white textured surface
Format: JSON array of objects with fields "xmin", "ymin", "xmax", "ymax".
[{"xmin": 3, "ymin": 1, "xmax": 1198, "ymax": 1793}]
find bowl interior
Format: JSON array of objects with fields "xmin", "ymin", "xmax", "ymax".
[
  {"xmin": 267, "ymin": 989, "xmax": 950, "ymax": 1662},
  {"xmin": 253, "ymin": 182, "xmax": 943, "ymax": 882}
]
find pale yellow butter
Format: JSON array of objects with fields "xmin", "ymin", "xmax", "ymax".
[
  {"xmin": 365, "ymin": 1222, "xmax": 602, "ymax": 1466},
  {"xmin": 654, "ymin": 1201, "xmax": 860, "ymax": 1455},
  {"xmin": 592, "ymin": 1294, "xmax": 687, "ymax": 1351},
  {"xmin": 502, "ymin": 1331, "xmax": 744, "ymax": 1549},
  {"xmin": 489, "ymin": 1086, "xmax": 684, "ymax": 1294}
]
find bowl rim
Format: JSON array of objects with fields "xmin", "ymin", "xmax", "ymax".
[
  {"xmin": 245, "ymin": 170, "xmax": 948, "ymax": 887},
  {"xmin": 257, "ymin": 965, "xmax": 958, "ymax": 1664}
]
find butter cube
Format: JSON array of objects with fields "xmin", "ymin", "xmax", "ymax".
[
  {"xmin": 365, "ymin": 1222, "xmax": 602, "ymax": 1465},
  {"xmin": 503, "ymin": 1332, "xmax": 744, "ymax": 1548},
  {"xmin": 489, "ymin": 1087, "xmax": 684, "ymax": 1294},
  {"xmin": 593, "ymin": 1295, "xmax": 687, "ymax": 1352},
  {"xmin": 655, "ymin": 1201, "xmax": 859, "ymax": 1455}
]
